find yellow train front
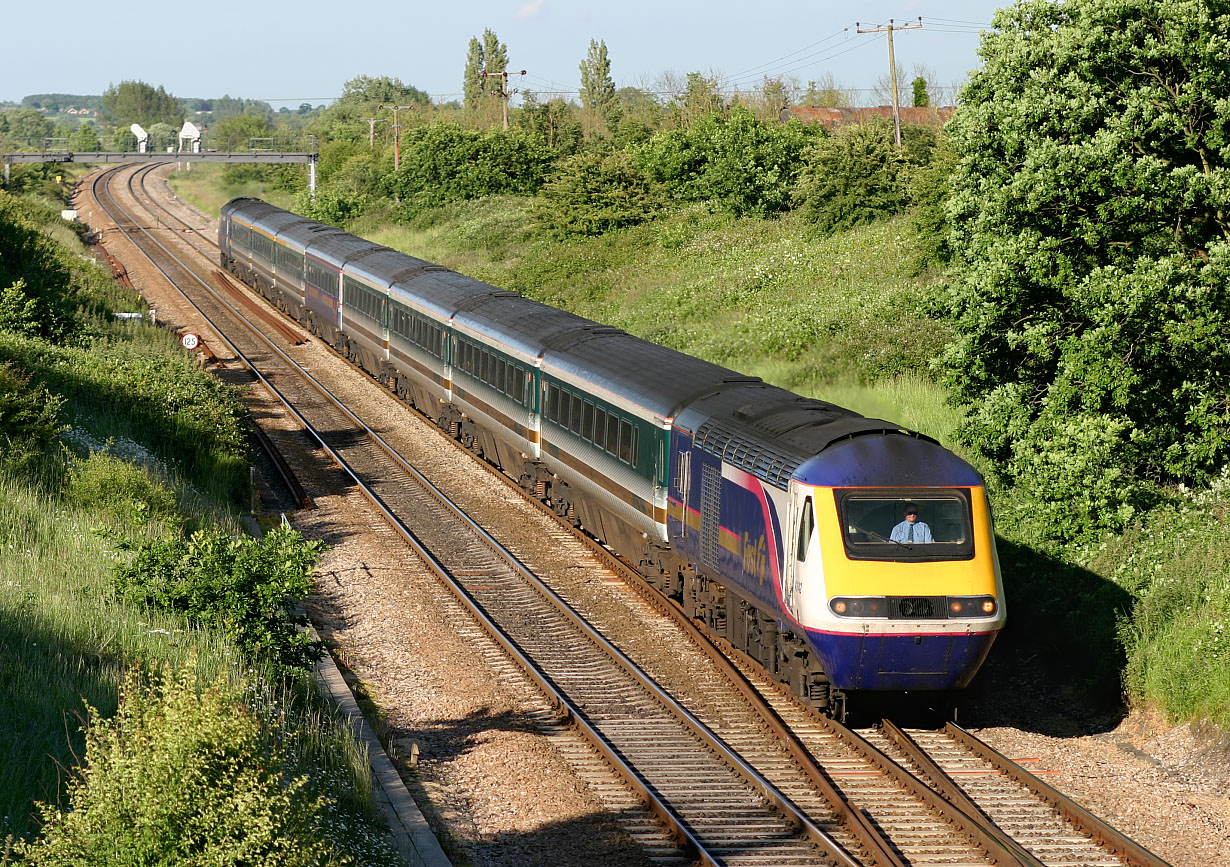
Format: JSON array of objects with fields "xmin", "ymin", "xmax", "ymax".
[
  {"xmin": 667, "ymin": 392, "xmax": 1005, "ymax": 711},
  {"xmin": 788, "ymin": 434, "xmax": 1005, "ymax": 692}
]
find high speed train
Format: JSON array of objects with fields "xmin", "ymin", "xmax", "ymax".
[{"xmin": 220, "ymin": 197, "xmax": 1006, "ymax": 718}]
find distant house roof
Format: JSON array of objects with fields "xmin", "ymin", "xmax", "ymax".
[{"xmin": 779, "ymin": 105, "xmax": 955, "ymax": 129}]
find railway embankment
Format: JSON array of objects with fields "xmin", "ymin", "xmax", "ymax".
[{"xmin": 0, "ymin": 185, "xmax": 403, "ymax": 863}]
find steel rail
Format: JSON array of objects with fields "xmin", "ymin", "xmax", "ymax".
[
  {"xmin": 944, "ymin": 723, "xmax": 1173, "ymax": 867},
  {"xmin": 880, "ymin": 719, "xmax": 1046, "ymax": 867}
]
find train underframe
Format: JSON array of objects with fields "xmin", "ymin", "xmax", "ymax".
[{"xmin": 636, "ymin": 544, "xmax": 845, "ymax": 719}]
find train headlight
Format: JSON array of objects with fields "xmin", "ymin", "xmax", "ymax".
[
  {"xmin": 829, "ymin": 597, "xmax": 888, "ymax": 618},
  {"xmin": 947, "ymin": 595, "xmax": 998, "ymax": 618}
]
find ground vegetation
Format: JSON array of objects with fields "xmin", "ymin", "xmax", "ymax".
[{"xmin": 0, "ymin": 188, "xmax": 400, "ymax": 862}]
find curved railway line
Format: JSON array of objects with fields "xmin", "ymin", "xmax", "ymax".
[{"xmin": 83, "ymin": 162, "xmax": 1174, "ymax": 867}]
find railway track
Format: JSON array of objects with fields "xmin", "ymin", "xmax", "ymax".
[{"xmin": 85, "ymin": 163, "xmax": 1173, "ymax": 867}]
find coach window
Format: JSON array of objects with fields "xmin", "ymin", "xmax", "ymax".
[
  {"xmin": 547, "ymin": 385, "xmax": 560, "ymax": 423},
  {"xmin": 619, "ymin": 420, "xmax": 634, "ymax": 465},
  {"xmin": 593, "ymin": 407, "xmax": 608, "ymax": 450},
  {"xmin": 569, "ymin": 394, "xmax": 583, "ymax": 435},
  {"xmin": 582, "ymin": 401, "xmax": 595, "ymax": 441}
]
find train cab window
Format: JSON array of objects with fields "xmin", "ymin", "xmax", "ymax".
[
  {"xmin": 835, "ymin": 489, "xmax": 975, "ymax": 561},
  {"xmin": 796, "ymin": 496, "xmax": 815, "ymax": 562}
]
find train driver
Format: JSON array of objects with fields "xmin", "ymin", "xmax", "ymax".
[{"xmin": 890, "ymin": 504, "xmax": 933, "ymax": 544}]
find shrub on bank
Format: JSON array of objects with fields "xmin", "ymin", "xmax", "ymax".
[
  {"xmin": 17, "ymin": 662, "xmax": 351, "ymax": 867},
  {"xmin": 114, "ymin": 526, "xmax": 326, "ymax": 677}
]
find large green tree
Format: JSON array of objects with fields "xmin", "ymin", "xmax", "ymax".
[
  {"xmin": 100, "ymin": 80, "xmax": 182, "ymax": 127},
  {"xmin": 943, "ymin": 0, "xmax": 1230, "ymax": 535},
  {"xmin": 210, "ymin": 113, "xmax": 272, "ymax": 150},
  {"xmin": 0, "ymin": 109, "xmax": 53, "ymax": 148},
  {"xmin": 340, "ymin": 75, "xmax": 429, "ymax": 107},
  {"xmin": 463, "ymin": 36, "xmax": 485, "ymax": 110},
  {"xmin": 579, "ymin": 39, "xmax": 619, "ymax": 129}
]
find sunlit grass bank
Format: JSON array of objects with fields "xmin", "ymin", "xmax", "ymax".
[{"xmin": 0, "ymin": 189, "xmax": 400, "ymax": 861}]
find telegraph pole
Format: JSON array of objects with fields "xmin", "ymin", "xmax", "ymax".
[
  {"xmin": 380, "ymin": 104, "xmax": 417, "ymax": 170},
  {"xmin": 482, "ymin": 69, "xmax": 526, "ymax": 130},
  {"xmin": 363, "ymin": 117, "xmax": 387, "ymax": 148},
  {"xmin": 857, "ymin": 17, "xmax": 922, "ymax": 146}
]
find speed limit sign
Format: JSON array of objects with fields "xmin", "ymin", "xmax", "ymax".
[{"xmin": 181, "ymin": 332, "xmax": 200, "ymax": 351}]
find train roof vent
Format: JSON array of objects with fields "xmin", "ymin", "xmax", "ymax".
[
  {"xmin": 694, "ymin": 421, "xmax": 801, "ymax": 490},
  {"xmin": 389, "ymin": 263, "xmax": 451, "ymax": 282}
]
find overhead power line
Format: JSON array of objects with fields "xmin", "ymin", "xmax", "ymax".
[{"xmin": 856, "ymin": 17, "xmax": 923, "ymax": 146}]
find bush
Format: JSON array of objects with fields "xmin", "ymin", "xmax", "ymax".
[
  {"xmin": 634, "ymin": 107, "xmax": 817, "ymax": 217},
  {"xmin": 18, "ymin": 661, "xmax": 349, "ymax": 867},
  {"xmin": 386, "ymin": 123, "xmax": 554, "ymax": 214},
  {"xmin": 532, "ymin": 150, "xmax": 660, "ymax": 238},
  {"xmin": 114, "ymin": 526, "xmax": 326, "ymax": 675},
  {"xmin": 794, "ymin": 117, "xmax": 911, "ymax": 234},
  {"xmin": 66, "ymin": 450, "xmax": 182, "ymax": 531},
  {"xmin": 0, "ymin": 361, "xmax": 63, "ymax": 475}
]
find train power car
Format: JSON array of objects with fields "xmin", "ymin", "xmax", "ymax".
[{"xmin": 219, "ymin": 197, "xmax": 1006, "ymax": 718}]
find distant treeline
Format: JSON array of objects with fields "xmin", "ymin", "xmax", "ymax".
[{"xmin": 21, "ymin": 94, "xmax": 103, "ymax": 112}]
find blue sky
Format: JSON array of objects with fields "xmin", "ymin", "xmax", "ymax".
[{"xmin": 2, "ymin": 1, "xmax": 1006, "ymax": 108}]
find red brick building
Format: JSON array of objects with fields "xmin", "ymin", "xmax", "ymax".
[{"xmin": 779, "ymin": 105, "xmax": 955, "ymax": 130}]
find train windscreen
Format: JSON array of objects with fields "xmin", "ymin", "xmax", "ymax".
[{"xmin": 835, "ymin": 489, "xmax": 974, "ymax": 561}]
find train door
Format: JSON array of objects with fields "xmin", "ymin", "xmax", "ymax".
[
  {"xmin": 783, "ymin": 482, "xmax": 817, "ymax": 620},
  {"xmin": 674, "ymin": 447, "xmax": 692, "ymax": 542}
]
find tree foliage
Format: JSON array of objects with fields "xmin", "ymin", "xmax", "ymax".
[
  {"xmin": 340, "ymin": 74, "xmax": 429, "ymax": 108},
  {"xmin": 464, "ymin": 36, "xmax": 485, "ymax": 110},
  {"xmin": 0, "ymin": 108, "xmax": 54, "ymax": 149},
  {"xmin": 636, "ymin": 106, "xmax": 817, "ymax": 216},
  {"xmin": 518, "ymin": 92, "xmax": 583, "ymax": 155},
  {"xmin": 210, "ymin": 112, "xmax": 272, "ymax": 150},
  {"xmin": 386, "ymin": 123, "xmax": 553, "ymax": 213},
  {"xmin": 943, "ymin": 0, "xmax": 1230, "ymax": 537},
  {"xmin": 794, "ymin": 117, "xmax": 908, "ymax": 233},
  {"xmin": 579, "ymin": 39, "xmax": 619, "ymax": 129},
  {"xmin": 533, "ymin": 150, "xmax": 660, "ymax": 237},
  {"xmin": 100, "ymin": 80, "xmax": 182, "ymax": 128}
]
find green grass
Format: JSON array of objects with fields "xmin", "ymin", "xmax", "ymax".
[
  {"xmin": 0, "ymin": 467, "xmax": 240, "ymax": 838},
  {"xmin": 362, "ymin": 198, "xmax": 953, "ymax": 408},
  {"xmin": 166, "ymin": 163, "xmax": 299, "ymax": 215}
]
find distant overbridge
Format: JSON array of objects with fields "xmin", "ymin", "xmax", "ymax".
[{"xmin": 2, "ymin": 150, "xmax": 319, "ymax": 193}]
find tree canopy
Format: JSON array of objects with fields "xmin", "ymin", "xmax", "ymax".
[
  {"xmin": 943, "ymin": 0, "xmax": 1230, "ymax": 536},
  {"xmin": 579, "ymin": 39, "xmax": 619, "ymax": 128},
  {"xmin": 100, "ymin": 80, "xmax": 182, "ymax": 128}
]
